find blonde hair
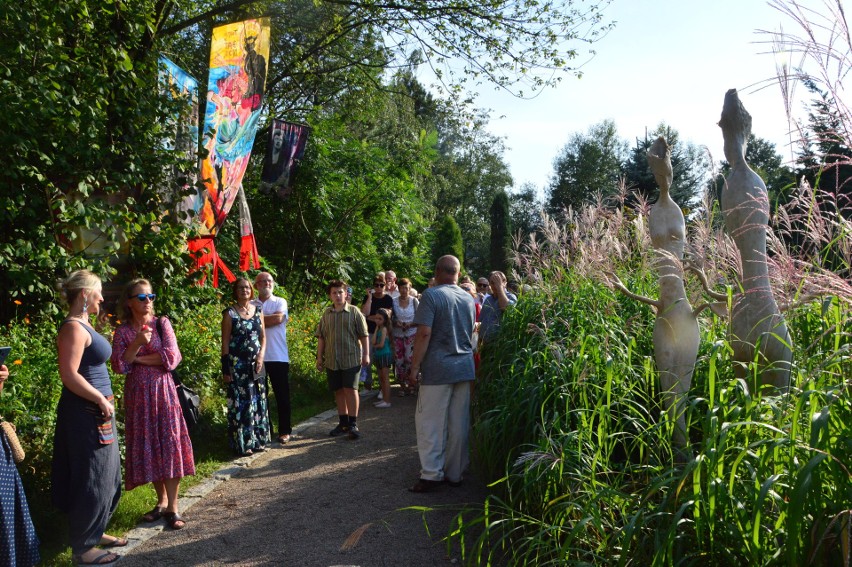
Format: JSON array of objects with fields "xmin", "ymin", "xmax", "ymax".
[
  {"xmin": 59, "ymin": 270, "xmax": 101, "ymax": 306},
  {"xmin": 117, "ymin": 278, "xmax": 152, "ymax": 321}
]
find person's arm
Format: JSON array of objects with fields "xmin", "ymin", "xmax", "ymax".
[
  {"xmin": 361, "ymin": 290, "xmax": 377, "ymax": 316},
  {"xmin": 0, "ymin": 365, "xmax": 8, "ymax": 393},
  {"xmin": 408, "ymin": 324, "xmax": 432, "ymax": 380},
  {"xmin": 316, "ymin": 336, "xmax": 325, "ymax": 372},
  {"xmin": 255, "ymin": 308, "xmax": 266, "ymax": 374},
  {"xmin": 221, "ymin": 310, "xmax": 233, "ymax": 383},
  {"xmin": 263, "ymin": 298, "xmax": 286, "ymax": 328},
  {"xmin": 58, "ymin": 323, "xmax": 114, "ymax": 418},
  {"xmin": 359, "ymin": 335, "xmax": 370, "ymax": 367}
]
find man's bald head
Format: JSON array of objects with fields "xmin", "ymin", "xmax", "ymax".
[{"xmin": 435, "ymin": 255, "xmax": 460, "ymax": 284}]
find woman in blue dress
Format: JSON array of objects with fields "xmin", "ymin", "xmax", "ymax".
[
  {"xmin": 0, "ymin": 364, "xmax": 40, "ymax": 566},
  {"xmin": 52, "ymin": 270, "xmax": 123, "ymax": 565},
  {"xmin": 221, "ymin": 277, "xmax": 269, "ymax": 456}
]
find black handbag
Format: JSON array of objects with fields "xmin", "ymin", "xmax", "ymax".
[{"xmin": 156, "ymin": 317, "xmax": 201, "ymax": 431}]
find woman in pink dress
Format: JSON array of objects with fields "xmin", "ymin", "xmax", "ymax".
[{"xmin": 110, "ymin": 279, "xmax": 195, "ymax": 530}]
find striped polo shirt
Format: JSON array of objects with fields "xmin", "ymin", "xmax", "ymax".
[{"xmin": 315, "ymin": 303, "xmax": 368, "ymax": 370}]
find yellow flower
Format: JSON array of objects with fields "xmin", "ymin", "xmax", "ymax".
[
  {"xmin": 13, "ymin": 300, "xmax": 21, "ymax": 305},
  {"xmin": 12, "ymin": 360, "xmax": 22, "ymax": 365}
]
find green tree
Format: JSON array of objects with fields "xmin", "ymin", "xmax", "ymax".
[
  {"xmin": 623, "ymin": 124, "xmax": 710, "ymax": 208},
  {"xmin": 432, "ymin": 215, "xmax": 464, "ymax": 268},
  {"xmin": 489, "ymin": 190, "xmax": 512, "ymax": 273},
  {"xmin": 509, "ymin": 183, "xmax": 544, "ymax": 239},
  {"xmin": 712, "ymin": 134, "xmax": 796, "ymax": 211},
  {"xmin": 547, "ymin": 120, "xmax": 627, "ymax": 215},
  {"xmin": 0, "ymin": 0, "xmax": 197, "ymax": 321}
]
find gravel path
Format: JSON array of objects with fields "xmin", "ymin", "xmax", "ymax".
[{"xmin": 117, "ymin": 388, "xmax": 489, "ymax": 566}]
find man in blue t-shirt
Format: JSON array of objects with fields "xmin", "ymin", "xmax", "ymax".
[{"xmin": 408, "ymin": 255, "xmax": 476, "ymax": 493}]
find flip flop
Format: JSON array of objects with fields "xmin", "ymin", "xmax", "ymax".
[
  {"xmin": 99, "ymin": 535, "xmax": 128, "ymax": 548},
  {"xmin": 72, "ymin": 550, "xmax": 120, "ymax": 565},
  {"xmin": 142, "ymin": 506, "xmax": 165, "ymax": 522}
]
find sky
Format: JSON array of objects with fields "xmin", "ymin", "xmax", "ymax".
[{"xmin": 471, "ymin": 0, "xmax": 812, "ymax": 193}]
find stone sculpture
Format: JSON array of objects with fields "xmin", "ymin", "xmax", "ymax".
[
  {"xmin": 718, "ymin": 89, "xmax": 793, "ymax": 392},
  {"xmin": 608, "ymin": 137, "xmax": 700, "ymax": 455}
]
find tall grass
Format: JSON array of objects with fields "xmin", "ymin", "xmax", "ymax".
[{"xmin": 465, "ymin": 262, "xmax": 850, "ymax": 565}]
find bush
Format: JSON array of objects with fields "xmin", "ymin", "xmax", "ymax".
[{"xmin": 0, "ymin": 288, "xmax": 333, "ymax": 563}]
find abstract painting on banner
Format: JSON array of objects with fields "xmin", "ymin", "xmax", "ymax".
[
  {"xmin": 158, "ymin": 55, "xmax": 200, "ymax": 224},
  {"xmin": 198, "ymin": 18, "xmax": 270, "ymax": 236},
  {"xmin": 260, "ymin": 119, "xmax": 310, "ymax": 198}
]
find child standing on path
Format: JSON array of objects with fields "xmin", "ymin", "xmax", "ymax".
[{"xmin": 371, "ymin": 308, "xmax": 393, "ymax": 408}]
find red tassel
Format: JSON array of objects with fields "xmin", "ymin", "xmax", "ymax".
[
  {"xmin": 239, "ymin": 233, "xmax": 260, "ymax": 271},
  {"xmin": 188, "ymin": 236, "xmax": 236, "ymax": 287}
]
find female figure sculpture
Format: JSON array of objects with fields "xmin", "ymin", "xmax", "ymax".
[
  {"xmin": 718, "ymin": 89, "xmax": 792, "ymax": 392},
  {"xmin": 609, "ymin": 137, "xmax": 700, "ymax": 453}
]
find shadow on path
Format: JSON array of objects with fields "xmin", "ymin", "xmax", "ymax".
[{"xmin": 119, "ymin": 388, "xmax": 489, "ymax": 566}]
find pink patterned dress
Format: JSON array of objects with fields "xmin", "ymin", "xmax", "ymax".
[{"xmin": 111, "ymin": 317, "xmax": 195, "ymax": 490}]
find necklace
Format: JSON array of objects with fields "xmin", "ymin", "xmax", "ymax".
[{"xmin": 237, "ymin": 303, "xmax": 251, "ymax": 315}]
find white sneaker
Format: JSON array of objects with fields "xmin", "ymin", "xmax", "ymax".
[
  {"xmin": 378, "ymin": 391, "xmax": 383, "ymax": 400},
  {"xmin": 374, "ymin": 401, "xmax": 391, "ymax": 408}
]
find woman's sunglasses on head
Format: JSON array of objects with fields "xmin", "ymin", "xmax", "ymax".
[{"xmin": 133, "ymin": 293, "xmax": 156, "ymax": 302}]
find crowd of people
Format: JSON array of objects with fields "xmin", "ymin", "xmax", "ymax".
[{"xmin": 0, "ymin": 263, "xmax": 517, "ymax": 564}]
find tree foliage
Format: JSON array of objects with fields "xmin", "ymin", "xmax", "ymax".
[
  {"xmin": 623, "ymin": 123, "xmax": 710, "ymax": 208},
  {"xmin": 432, "ymin": 215, "xmax": 464, "ymax": 269},
  {"xmin": 547, "ymin": 119, "xmax": 627, "ymax": 215},
  {"xmin": 0, "ymin": 0, "xmax": 197, "ymax": 321},
  {"xmin": 489, "ymin": 190, "xmax": 512, "ymax": 274},
  {"xmin": 509, "ymin": 183, "xmax": 545, "ymax": 239}
]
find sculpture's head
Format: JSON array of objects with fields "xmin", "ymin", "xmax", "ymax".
[{"xmin": 718, "ymin": 89, "xmax": 751, "ymax": 162}]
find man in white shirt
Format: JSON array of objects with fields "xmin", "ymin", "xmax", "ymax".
[
  {"xmin": 253, "ymin": 272, "xmax": 292, "ymax": 444},
  {"xmin": 385, "ymin": 270, "xmax": 400, "ymax": 299}
]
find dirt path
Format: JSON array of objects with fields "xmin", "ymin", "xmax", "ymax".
[{"xmin": 118, "ymin": 388, "xmax": 488, "ymax": 566}]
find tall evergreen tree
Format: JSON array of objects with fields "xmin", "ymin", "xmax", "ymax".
[
  {"xmin": 623, "ymin": 124, "xmax": 710, "ymax": 208},
  {"xmin": 489, "ymin": 190, "xmax": 512, "ymax": 273},
  {"xmin": 432, "ymin": 215, "xmax": 464, "ymax": 269}
]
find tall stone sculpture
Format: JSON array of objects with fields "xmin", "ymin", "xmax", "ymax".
[
  {"xmin": 608, "ymin": 137, "xmax": 700, "ymax": 454},
  {"xmin": 718, "ymin": 89, "xmax": 792, "ymax": 392}
]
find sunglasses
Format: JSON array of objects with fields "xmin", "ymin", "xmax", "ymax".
[
  {"xmin": 374, "ymin": 283, "xmax": 385, "ymax": 287},
  {"xmin": 133, "ymin": 293, "xmax": 156, "ymax": 302},
  {"xmin": 477, "ymin": 283, "xmax": 489, "ymax": 288}
]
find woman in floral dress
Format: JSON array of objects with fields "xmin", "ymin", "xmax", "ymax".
[
  {"xmin": 391, "ymin": 278, "xmax": 419, "ymax": 395},
  {"xmin": 111, "ymin": 278, "xmax": 194, "ymax": 530},
  {"xmin": 221, "ymin": 277, "xmax": 269, "ymax": 455}
]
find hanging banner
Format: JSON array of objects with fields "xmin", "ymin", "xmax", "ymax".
[
  {"xmin": 198, "ymin": 18, "xmax": 270, "ymax": 236},
  {"xmin": 158, "ymin": 55, "xmax": 200, "ymax": 223},
  {"xmin": 260, "ymin": 119, "xmax": 310, "ymax": 198}
]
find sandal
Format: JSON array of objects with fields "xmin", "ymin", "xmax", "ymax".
[
  {"xmin": 72, "ymin": 551, "xmax": 120, "ymax": 565},
  {"xmin": 278, "ymin": 434, "xmax": 290, "ymax": 444},
  {"xmin": 99, "ymin": 535, "xmax": 128, "ymax": 548},
  {"xmin": 142, "ymin": 506, "xmax": 165, "ymax": 523},
  {"xmin": 164, "ymin": 511, "xmax": 187, "ymax": 530}
]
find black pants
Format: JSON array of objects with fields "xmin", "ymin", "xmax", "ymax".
[{"xmin": 265, "ymin": 361, "xmax": 292, "ymax": 435}]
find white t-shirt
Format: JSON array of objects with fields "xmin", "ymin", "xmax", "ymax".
[{"xmin": 254, "ymin": 296, "xmax": 289, "ymax": 362}]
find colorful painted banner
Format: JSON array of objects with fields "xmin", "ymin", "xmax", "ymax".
[
  {"xmin": 158, "ymin": 55, "xmax": 200, "ymax": 224},
  {"xmin": 198, "ymin": 18, "xmax": 270, "ymax": 236},
  {"xmin": 260, "ymin": 119, "xmax": 310, "ymax": 198}
]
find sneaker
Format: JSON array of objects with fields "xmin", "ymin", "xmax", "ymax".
[
  {"xmin": 378, "ymin": 391, "xmax": 383, "ymax": 401},
  {"xmin": 374, "ymin": 401, "xmax": 391, "ymax": 408},
  {"xmin": 347, "ymin": 424, "xmax": 361, "ymax": 440},
  {"xmin": 329, "ymin": 424, "xmax": 349, "ymax": 437}
]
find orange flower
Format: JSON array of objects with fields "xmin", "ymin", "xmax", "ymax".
[
  {"xmin": 13, "ymin": 300, "xmax": 21, "ymax": 305},
  {"xmin": 24, "ymin": 317, "xmax": 30, "ymax": 324},
  {"xmin": 12, "ymin": 360, "xmax": 22, "ymax": 365}
]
